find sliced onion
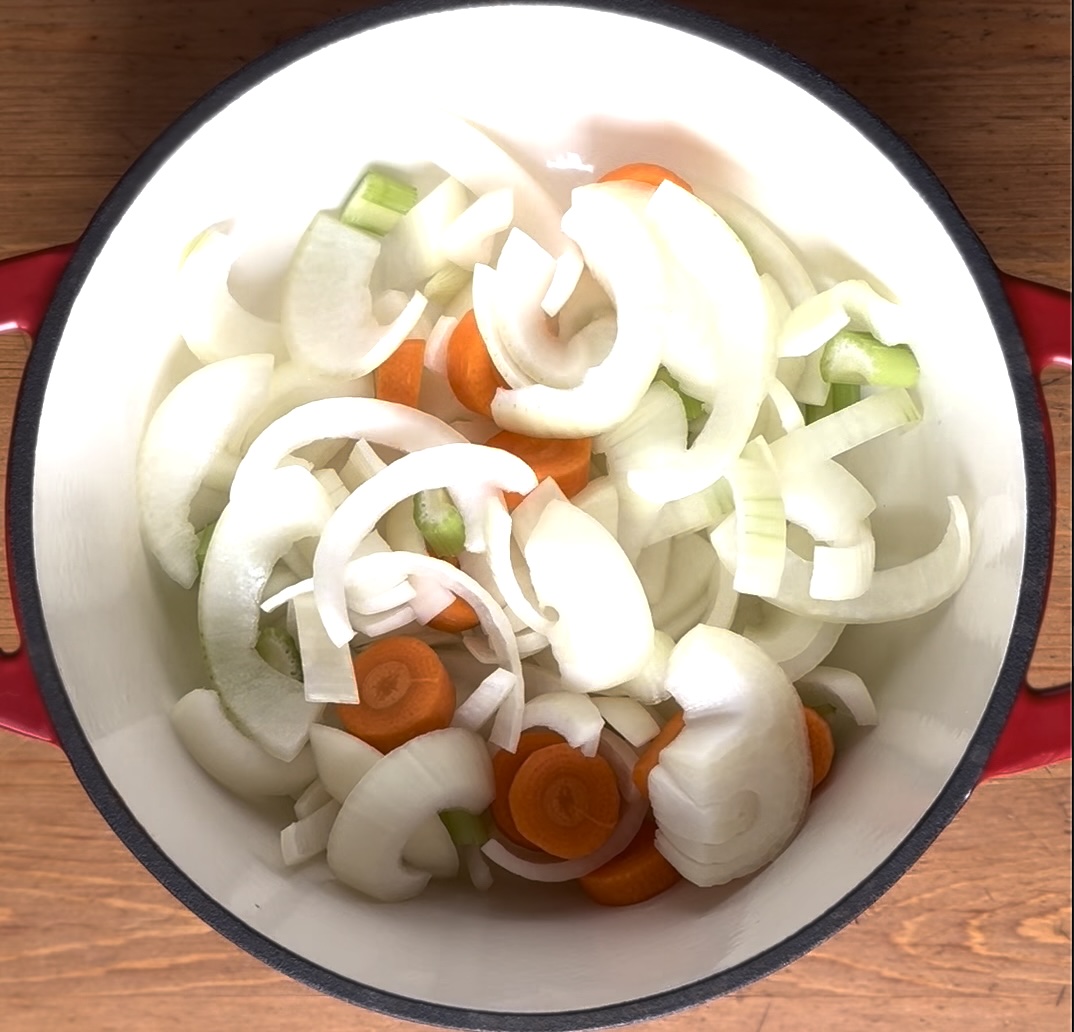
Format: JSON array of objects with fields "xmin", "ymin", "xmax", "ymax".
[
  {"xmin": 611, "ymin": 630, "xmax": 673, "ymax": 705},
  {"xmin": 596, "ymin": 381, "xmax": 687, "ymax": 479},
  {"xmin": 593, "ymin": 697, "xmax": 660, "ymax": 747},
  {"xmin": 138, "ymin": 353, "xmax": 274, "ymax": 588},
  {"xmin": 635, "ymin": 538, "xmax": 672, "ymax": 607},
  {"xmin": 524, "ymin": 499, "xmax": 654, "ymax": 692},
  {"xmin": 313, "ymin": 469, "xmax": 349, "ymax": 509},
  {"xmin": 176, "ymin": 225, "xmax": 286, "ymax": 363},
  {"xmin": 810, "ymin": 522, "xmax": 876, "ymax": 601},
  {"xmin": 741, "ymin": 603, "xmax": 827, "ymax": 664},
  {"xmin": 645, "ymin": 482, "xmax": 726, "ymax": 548},
  {"xmin": 491, "ymin": 182, "xmax": 669, "ymax": 437},
  {"xmin": 310, "ymin": 725, "xmax": 460, "ymax": 878},
  {"xmin": 795, "ymin": 666, "xmax": 878, "ymax": 726},
  {"xmin": 282, "ymin": 213, "xmax": 427, "ymax": 377},
  {"xmin": 541, "ymin": 246, "xmax": 585, "ymax": 317},
  {"xmin": 611, "ymin": 477, "xmax": 663, "ymax": 564},
  {"xmin": 440, "ymin": 187, "xmax": 514, "ymax": 269},
  {"xmin": 650, "ymin": 533, "xmax": 718, "ymax": 635},
  {"xmin": 570, "ymin": 476, "xmax": 619, "ymax": 538},
  {"xmin": 767, "ymin": 378, "xmax": 806, "ymax": 435},
  {"xmin": 628, "ymin": 182, "xmax": 773, "ymax": 503},
  {"xmin": 769, "ymin": 388, "xmax": 920, "ymax": 470},
  {"xmin": 480, "ymin": 731, "xmax": 647, "ymax": 882},
  {"xmin": 701, "ymin": 560, "xmax": 739, "ymax": 630},
  {"xmin": 312, "ymin": 444, "xmax": 536, "ymax": 646},
  {"xmin": 780, "ymin": 620, "xmax": 844, "ymax": 682},
  {"xmin": 424, "ymin": 315, "xmax": 458, "ymax": 376},
  {"xmin": 781, "ymin": 460, "xmax": 876, "ymax": 544},
  {"xmin": 339, "ymin": 439, "xmax": 387, "ymax": 491},
  {"xmin": 650, "ymin": 767, "xmax": 759, "ymax": 843},
  {"xmin": 383, "ymin": 500, "xmax": 427, "ymax": 554},
  {"xmin": 293, "ymin": 779, "xmax": 333, "ymax": 820},
  {"xmin": 726, "ymin": 438, "xmax": 786, "ymax": 598},
  {"xmin": 281, "ymin": 799, "xmax": 341, "ymax": 866},
  {"xmin": 510, "ymin": 476, "xmax": 568, "ymax": 550},
  {"xmin": 520, "ymin": 691, "xmax": 604, "ymax": 756},
  {"xmin": 171, "ymin": 688, "xmax": 316, "ymax": 798},
  {"xmin": 724, "ymin": 496, "xmax": 971, "ymax": 623},
  {"xmin": 778, "ymin": 279, "xmax": 914, "ymax": 358},
  {"xmin": 231, "ymin": 397, "xmax": 464, "ymax": 499},
  {"xmin": 464, "ymin": 628, "xmax": 548, "ymax": 664},
  {"xmin": 336, "ymin": 551, "xmax": 525, "ymax": 751},
  {"xmin": 408, "ymin": 575, "xmax": 459, "ymax": 624},
  {"xmin": 199, "ymin": 466, "xmax": 329, "ymax": 760},
  {"xmin": 326, "ymin": 727, "xmax": 492, "ymax": 901},
  {"xmin": 486, "ymin": 496, "xmax": 555, "ymax": 634},
  {"xmin": 452, "ymin": 668, "xmax": 517, "ymax": 731},
  {"xmin": 292, "ymin": 594, "xmax": 359, "ymax": 704},
  {"xmin": 349, "ymin": 604, "xmax": 418, "ymax": 638}
]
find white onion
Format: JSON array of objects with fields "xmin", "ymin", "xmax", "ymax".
[
  {"xmin": 176, "ymin": 225, "xmax": 286, "ymax": 363},
  {"xmin": 701, "ymin": 561, "xmax": 739, "ymax": 630},
  {"xmin": 292, "ymin": 594, "xmax": 358, "ymax": 704},
  {"xmin": 781, "ymin": 460, "xmax": 876, "ymax": 544},
  {"xmin": 635, "ymin": 538, "xmax": 672, "ymax": 607},
  {"xmin": 138, "ymin": 353, "xmax": 274, "ymax": 588},
  {"xmin": 199, "ymin": 466, "xmax": 329, "ymax": 760},
  {"xmin": 593, "ymin": 697, "xmax": 660, "ymax": 748},
  {"xmin": 326, "ymin": 727, "xmax": 493, "ymax": 901},
  {"xmin": 520, "ymin": 691, "xmax": 604, "ymax": 756},
  {"xmin": 649, "ymin": 533, "xmax": 718, "ymax": 635},
  {"xmin": 644, "ymin": 483, "xmax": 726, "ymax": 548},
  {"xmin": 231, "ymin": 397, "xmax": 464, "ymax": 499},
  {"xmin": 293, "ymin": 779, "xmax": 333, "ymax": 820},
  {"xmin": 569, "ymin": 476, "xmax": 619, "ymax": 538},
  {"xmin": 283, "ymin": 213, "xmax": 427, "ymax": 377},
  {"xmin": 741, "ymin": 603, "xmax": 827, "ymax": 664},
  {"xmin": 171, "ymin": 688, "xmax": 316, "ymax": 798},
  {"xmin": 725, "ymin": 438, "xmax": 786, "ymax": 598},
  {"xmin": 612, "ymin": 630, "xmax": 674, "ymax": 705},
  {"xmin": 510, "ymin": 476, "xmax": 568, "ymax": 550},
  {"xmin": 424, "ymin": 315, "xmax": 458, "ymax": 376},
  {"xmin": 281, "ymin": 799, "xmax": 341, "ymax": 866},
  {"xmin": 541, "ymin": 246, "xmax": 585, "ymax": 317},
  {"xmin": 441, "ymin": 187, "xmax": 515, "ymax": 269},
  {"xmin": 780, "ymin": 620, "xmax": 845, "ymax": 682},
  {"xmin": 408, "ymin": 575, "xmax": 459, "ymax": 624},
  {"xmin": 348, "ymin": 604, "xmax": 418, "ymax": 638},
  {"xmin": 524, "ymin": 499, "xmax": 654, "ymax": 692},
  {"xmin": 452, "ymin": 668, "xmax": 517, "ymax": 731},
  {"xmin": 486, "ymin": 496, "xmax": 555, "ymax": 634},
  {"xmin": 795, "ymin": 666, "xmax": 878, "ymax": 726},
  {"xmin": 309, "ymin": 725, "xmax": 460, "ymax": 878},
  {"xmin": 810, "ymin": 522, "xmax": 876, "ymax": 601}
]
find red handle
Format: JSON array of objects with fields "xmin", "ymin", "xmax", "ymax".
[
  {"xmin": 982, "ymin": 274, "xmax": 1072, "ymax": 779},
  {"xmin": 0, "ymin": 244, "xmax": 74, "ymax": 745}
]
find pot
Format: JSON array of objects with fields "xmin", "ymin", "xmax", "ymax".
[{"xmin": 0, "ymin": 2, "xmax": 1069, "ymax": 1029}]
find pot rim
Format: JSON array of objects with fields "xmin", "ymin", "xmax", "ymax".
[{"xmin": 7, "ymin": 1, "xmax": 1052, "ymax": 1028}]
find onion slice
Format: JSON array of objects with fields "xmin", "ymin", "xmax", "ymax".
[
  {"xmin": 281, "ymin": 799, "xmax": 341, "ymax": 866},
  {"xmin": 292, "ymin": 594, "xmax": 359, "ymax": 704},
  {"xmin": 795, "ymin": 666, "xmax": 878, "ymax": 726},
  {"xmin": 520, "ymin": 692, "xmax": 604, "ymax": 756},
  {"xmin": 593, "ymin": 697, "xmax": 660, "ymax": 747},
  {"xmin": 452, "ymin": 668, "xmax": 518, "ymax": 731}
]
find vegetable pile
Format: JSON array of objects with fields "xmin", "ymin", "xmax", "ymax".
[{"xmin": 142, "ymin": 131, "xmax": 971, "ymax": 907}]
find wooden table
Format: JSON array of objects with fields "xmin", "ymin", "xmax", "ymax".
[{"xmin": 0, "ymin": 1, "xmax": 1069, "ymax": 1029}]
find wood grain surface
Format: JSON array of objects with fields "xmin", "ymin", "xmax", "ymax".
[{"xmin": 0, "ymin": 1, "xmax": 1070, "ymax": 1030}]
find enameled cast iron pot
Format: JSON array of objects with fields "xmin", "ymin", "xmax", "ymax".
[{"xmin": 0, "ymin": 2, "xmax": 1070, "ymax": 1029}]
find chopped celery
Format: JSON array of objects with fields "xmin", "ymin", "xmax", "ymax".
[
  {"xmin": 341, "ymin": 171, "xmax": 418, "ymax": 237},
  {"xmin": 413, "ymin": 488, "xmax": 466, "ymax": 558},
  {"xmin": 195, "ymin": 521, "xmax": 216, "ymax": 573},
  {"xmin": 820, "ymin": 330, "xmax": 920, "ymax": 388},
  {"xmin": 804, "ymin": 393, "xmax": 833, "ymax": 425},
  {"xmin": 439, "ymin": 808, "xmax": 490, "ymax": 847},
  {"xmin": 256, "ymin": 626, "xmax": 303, "ymax": 681},
  {"xmin": 424, "ymin": 263, "xmax": 471, "ymax": 306},
  {"xmin": 830, "ymin": 382, "xmax": 861, "ymax": 412},
  {"xmin": 654, "ymin": 367, "xmax": 705, "ymax": 422}
]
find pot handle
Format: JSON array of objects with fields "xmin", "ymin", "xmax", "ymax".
[
  {"xmin": 981, "ymin": 274, "xmax": 1072, "ymax": 779},
  {"xmin": 0, "ymin": 243, "xmax": 75, "ymax": 745}
]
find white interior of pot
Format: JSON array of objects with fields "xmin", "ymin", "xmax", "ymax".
[{"xmin": 30, "ymin": 4, "xmax": 1028, "ymax": 1014}]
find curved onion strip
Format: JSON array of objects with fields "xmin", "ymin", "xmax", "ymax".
[
  {"xmin": 570, "ymin": 476, "xmax": 619, "ymax": 539},
  {"xmin": 726, "ymin": 438, "xmax": 786, "ymax": 598},
  {"xmin": 767, "ymin": 378, "xmax": 806, "ymax": 435},
  {"xmin": 280, "ymin": 799, "xmax": 341, "ymax": 866},
  {"xmin": 292, "ymin": 594, "xmax": 358, "ymax": 704},
  {"xmin": 349, "ymin": 604, "xmax": 418, "ymax": 638},
  {"xmin": 199, "ymin": 466, "xmax": 330, "ymax": 760},
  {"xmin": 780, "ymin": 620, "xmax": 844, "ymax": 683},
  {"xmin": 593, "ymin": 697, "xmax": 660, "ymax": 748},
  {"xmin": 486, "ymin": 496, "xmax": 555, "ymax": 634},
  {"xmin": 177, "ymin": 226, "xmax": 286, "ymax": 363},
  {"xmin": 472, "ymin": 263, "xmax": 536, "ymax": 388},
  {"xmin": 628, "ymin": 182, "xmax": 774, "ymax": 503},
  {"xmin": 326, "ymin": 727, "xmax": 492, "ymax": 901},
  {"xmin": 171, "ymin": 688, "xmax": 316, "ymax": 798},
  {"xmin": 408, "ymin": 575, "xmax": 459, "ymax": 624},
  {"xmin": 338, "ymin": 551, "xmax": 525, "ymax": 750},
  {"xmin": 464, "ymin": 628, "xmax": 548, "ymax": 665},
  {"xmin": 231, "ymin": 397, "xmax": 464, "ymax": 499},
  {"xmin": 452, "ymin": 668, "xmax": 517, "ymax": 731},
  {"xmin": 649, "ymin": 534, "xmax": 717, "ymax": 632},
  {"xmin": 781, "ymin": 460, "xmax": 876, "ymax": 544},
  {"xmin": 138, "ymin": 353, "xmax": 273, "ymax": 588},
  {"xmin": 810, "ymin": 523, "xmax": 876, "ymax": 601},
  {"xmin": 520, "ymin": 691, "xmax": 604, "ymax": 756},
  {"xmin": 702, "ymin": 561, "xmax": 739, "ymax": 630},
  {"xmin": 596, "ymin": 381, "xmax": 687, "ymax": 480},
  {"xmin": 510, "ymin": 477, "xmax": 568, "ymax": 550},
  {"xmin": 480, "ymin": 731, "xmax": 647, "ymax": 882},
  {"xmin": 441, "ymin": 187, "xmax": 515, "ymax": 269},
  {"xmin": 490, "ymin": 182, "xmax": 669, "ymax": 437},
  {"xmin": 613, "ymin": 630, "xmax": 674, "ymax": 705},
  {"xmin": 541, "ymin": 246, "xmax": 585, "ymax": 317},
  {"xmin": 795, "ymin": 666, "xmax": 878, "ymax": 726},
  {"xmin": 741, "ymin": 603, "xmax": 828, "ymax": 665},
  {"xmin": 424, "ymin": 316, "xmax": 459, "ymax": 376},
  {"xmin": 282, "ymin": 213, "xmax": 427, "ymax": 378}
]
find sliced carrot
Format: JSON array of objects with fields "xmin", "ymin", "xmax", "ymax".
[
  {"xmin": 579, "ymin": 818, "xmax": 681, "ymax": 906},
  {"xmin": 632, "ymin": 711, "xmax": 685, "ymax": 802},
  {"xmin": 486, "ymin": 430, "xmax": 592, "ymax": 511},
  {"xmin": 375, "ymin": 338, "xmax": 425, "ymax": 408},
  {"xmin": 338, "ymin": 636, "xmax": 454, "ymax": 753},
  {"xmin": 446, "ymin": 309, "xmax": 507, "ymax": 418},
  {"xmin": 508, "ymin": 742, "xmax": 621, "ymax": 860},
  {"xmin": 427, "ymin": 596, "xmax": 481, "ymax": 634},
  {"xmin": 491, "ymin": 730, "xmax": 566, "ymax": 849},
  {"xmin": 803, "ymin": 707, "xmax": 835, "ymax": 789},
  {"xmin": 598, "ymin": 163, "xmax": 693, "ymax": 194}
]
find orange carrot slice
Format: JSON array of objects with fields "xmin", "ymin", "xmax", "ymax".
[
  {"xmin": 446, "ymin": 309, "xmax": 507, "ymax": 418},
  {"xmin": 598, "ymin": 163, "xmax": 693, "ymax": 194},
  {"xmin": 338, "ymin": 637, "xmax": 454, "ymax": 753},
  {"xmin": 491, "ymin": 730, "xmax": 566, "ymax": 849},
  {"xmin": 508, "ymin": 742, "xmax": 621, "ymax": 860},
  {"xmin": 579, "ymin": 818, "xmax": 681, "ymax": 906},
  {"xmin": 486, "ymin": 430, "xmax": 592, "ymax": 511},
  {"xmin": 374, "ymin": 338, "xmax": 425, "ymax": 408},
  {"xmin": 803, "ymin": 707, "xmax": 834, "ymax": 789},
  {"xmin": 632, "ymin": 711, "xmax": 685, "ymax": 802},
  {"xmin": 427, "ymin": 596, "xmax": 481, "ymax": 634}
]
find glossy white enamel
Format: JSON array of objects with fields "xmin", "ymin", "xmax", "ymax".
[{"xmin": 30, "ymin": 4, "xmax": 1026, "ymax": 1014}]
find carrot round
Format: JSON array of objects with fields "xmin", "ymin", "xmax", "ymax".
[
  {"xmin": 374, "ymin": 338, "xmax": 425, "ymax": 408},
  {"xmin": 490, "ymin": 730, "xmax": 566, "ymax": 849},
  {"xmin": 508, "ymin": 743, "xmax": 621, "ymax": 860},
  {"xmin": 427, "ymin": 596, "xmax": 481, "ymax": 634},
  {"xmin": 598, "ymin": 163, "xmax": 693, "ymax": 194},
  {"xmin": 338, "ymin": 637, "xmax": 454, "ymax": 753},
  {"xmin": 579, "ymin": 818, "xmax": 681, "ymax": 906},
  {"xmin": 632, "ymin": 711, "xmax": 685, "ymax": 802},
  {"xmin": 486, "ymin": 430, "xmax": 592, "ymax": 511},
  {"xmin": 803, "ymin": 707, "xmax": 835, "ymax": 789},
  {"xmin": 446, "ymin": 309, "xmax": 507, "ymax": 418}
]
